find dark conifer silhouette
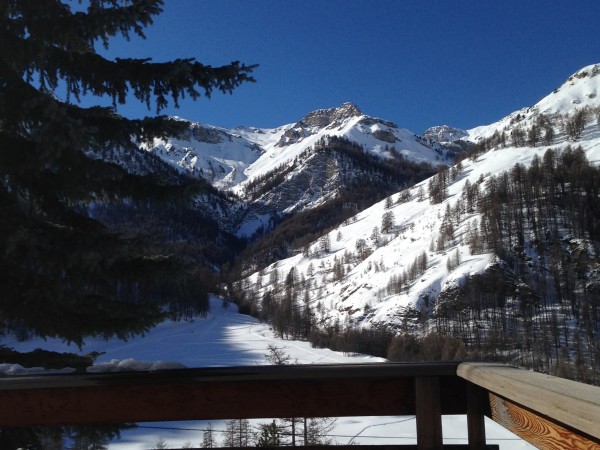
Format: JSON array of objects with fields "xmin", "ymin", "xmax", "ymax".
[{"xmin": 0, "ymin": 0, "xmax": 255, "ymax": 344}]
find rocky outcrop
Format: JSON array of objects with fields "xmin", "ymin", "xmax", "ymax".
[
  {"xmin": 190, "ymin": 124, "xmax": 225, "ymax": 144},
  {"xmin": 421, "ymin": 125, "xmax": 468, "ymax": 143},
  {"xmin": 276, "ymin": 102, "xmax": 365, "ymax": 146}
]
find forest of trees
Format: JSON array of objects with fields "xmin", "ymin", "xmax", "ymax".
[
  {"xmin": 229, "ymin": 143, "xmax": 600, "ymax": 386},
  {"xmin": 466, "ymin": 106, "xmax": 600, "ymax": 160},
  {"xmin": 231, "ymin": 136, "xmax": 438, "ymax": 277},
  {"xmin": 431, "ymin": 145, "xmax": 600, "ymax": 383}
]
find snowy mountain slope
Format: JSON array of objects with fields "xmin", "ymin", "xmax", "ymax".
[
  {"xmin": 234, "ymin": 102, "xmax": 449, "ymax": 194},
  {"xmin": 233, "ymin": 103, "xmax": 454, "ymax": 237},
  {"xmin": 141, "ymin": 103, "xmax": 453, "ymax": 238},
  {"xmin": 233, "ymin": 63, "xmax": 600, "ymax": 333},
  {"xmin": 143, "ymin": 103, "xmax": 448, "ymax": 195},
  {"xmin": 467, "ymin": 63, "xmax": 600, "ymax": 142},
  {"xmin": 141, "ymin": 119, "xmax": 280, "ymax": 190}
]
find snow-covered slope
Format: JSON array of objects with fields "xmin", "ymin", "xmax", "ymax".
[
  {"xmin": 234, "ymin": 63, "xmax": 600, "ymax": 331},
  {"xmin": 143, "ymin": 103, "xmax": 453, "ymax": 237},
  {"xmin": 467, "ymin": 63, "xmax": 600, "ymax": 142},
  {"xmin": 142, "ymin": 119, "xmax": 279, "ymax": 190},
  {"xmin": 234, "ymin": 102, "xmax": 448, "ymax": 194}
]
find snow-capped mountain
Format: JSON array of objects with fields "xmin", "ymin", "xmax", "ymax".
[
  {"xmin": 236, "ymin": 102, "xmax": 450, "ymax": 192},
  {"xmin": 133, "ymin": 63, "xmax": 600, "ymax": 362},
  {"xmin": 141, "ymin": 119, "xmax": 271, "ymax": 190},
  {"xmin": 421, "ymin": 125, "xmax": 469, "ymax": 144},
  {"xmin": 146, "ymin": 102, "xmax": 452, "ymax": 192},
  {"xmin": 144, "ymin": 102, "xmax": 455, "ymax": 237},
  {"xmin": 230, "ymin": 63, "xmax": 600, "ymax": 347}
]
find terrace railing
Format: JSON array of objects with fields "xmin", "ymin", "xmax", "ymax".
[{"xmin": 0, "ymin": 362, "xmax": 598, "ymax": 449}]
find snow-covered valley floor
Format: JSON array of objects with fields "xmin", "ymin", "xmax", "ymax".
[{"xmin": 3, "ymin": 298, "xmax": 533, "ymax": 449}]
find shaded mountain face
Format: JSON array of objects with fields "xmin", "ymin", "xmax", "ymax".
[{"xmin": 420, "ymin": 125, "xmax": 473, "ymax": 162}]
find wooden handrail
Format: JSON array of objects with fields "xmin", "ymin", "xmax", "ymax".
[
  {"xmin": 0, "ymin": 361, "xmax": 598, "ymax": 450},
  {"xmin": 0, "ymin": 362, "xmax": 465, "ymax": 426},
  {"xmin": 457, "ymin": 362, "xmax": 600, "ymax": 449}
]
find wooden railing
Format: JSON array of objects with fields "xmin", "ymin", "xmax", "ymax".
[
  {"xmin": 0, "ymin": 362, "xmax": 598, "ymax": 449},
  {"xmin": 458, "ymin": 363, "xmax": 600, "ymax": 449}
]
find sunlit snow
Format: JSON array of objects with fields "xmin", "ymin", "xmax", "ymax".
[{"xmin": 3, "ymin": 298, "xmax": 532, "ymax": 449}]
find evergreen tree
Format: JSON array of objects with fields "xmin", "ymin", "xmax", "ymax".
[
  {"xmin": 201, "ymin": 423, "xmax": 216, "ymax": 448},
  {"xmin": 223, "ymin": 419, "xmax": 252, "ymax": 448},
  {"xmin": 256, "ymin": 421, "xmax": 281, "ymax": 448},
  {"xmin": 0, "ymin": 1, "xmax": 255, "ymax": 344},
  {"xmin": 381, "ymin": 210, "xmax": 395, "ymax": 234}
]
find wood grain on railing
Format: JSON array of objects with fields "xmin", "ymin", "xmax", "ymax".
[
  {"xmin": 457, "ymin": 362, "xmax": 600, "ymax": 449},
  {"xmin": 488, "ymin": 393, "xmax": 600, "ymax": 450}
]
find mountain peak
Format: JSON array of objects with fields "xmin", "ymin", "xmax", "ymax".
[
  {"xmin": 421, "ymin": 125, "xmax": 468, "ymax": 143},
  {"xmin": 542, "ymin": 62, "xmax": 600, "ymax": 107},
  {"xmin": 337, "ymin": 101, "xmax": 363, "ymax": 115},
  {"xmin": 467, "ymin": 62, "xmax": 600, "ymax": 142},
  {"xmin": 299, "ymin": 102, "xmax": 363, "ymax": 129},
  {"xmin": 566, "ymin": 63, "xmax": 600, "ymax": 83}
]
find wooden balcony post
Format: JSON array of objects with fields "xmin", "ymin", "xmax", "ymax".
[
  {"xmin": 466, "ymin": 383, "xmax": 487, "ymax": 450},
  {"xmin": 415, "ymin": 376, "xmax": 443, "ymax": 450}
]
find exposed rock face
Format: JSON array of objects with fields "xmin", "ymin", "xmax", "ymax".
[
  {"xmin": 190, "ymin": 124, "xmax": 225, "ymax": 144},
  {"xmin": 567, "ymin": 63, "xmax": 600, "ymax": 82},
  {"xmin": 275, "ymin": 102, "xmax": 401, "ymax": 147},
  {"xmin": 358, "ymin": 116, "xmax": 398, "ymax": 129},
  {"xmin": 276, "ymin": 103, "xmax": 364, "ymax": 146},
  {"xmin": 301, "ymin": 102, "xmax": 363, "ymax": 128},
  {"xmin": 372, "ymin": 129, "xmax": 397, "ymax": 143},
  {"xmin": 421, "ymin": 125, "xmax": 468, "ymax": 143},
  {"xmin": 247, "ymin": 151, "xmax": 338, "ymax": 216}
]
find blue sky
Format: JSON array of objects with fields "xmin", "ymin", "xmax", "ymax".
[{"xmin": 93, "ymin": 0, "xmax": 600, "ymax": 133}]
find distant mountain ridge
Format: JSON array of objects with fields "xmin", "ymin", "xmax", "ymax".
[
  {"xmin": 145, "ymin": 101, "xmax": 453, "ymax": 190},
  {"xmin": 421, "ymin": 125, "xmax": 468, "ymax": 144},
  {"xmin": 143, "ymin": 101, "xmax": 461, "ymax": 238}
]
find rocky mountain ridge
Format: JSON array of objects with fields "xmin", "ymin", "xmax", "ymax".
[
  {"xmin": 143, "ymin": 101, "xmax": 460, "ymax": 238},
  {"xmin": 421, "ymin": 125, "xmax": 469, "ymax": 144}
]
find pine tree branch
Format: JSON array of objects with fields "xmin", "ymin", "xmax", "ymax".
[
  {"xmin": 0, "ymin": 0, "xmax": 236, "ymax": 344},
  {"xmin": 1, "ymin": 28, "xmax": 257, "ymax": 113},
  {"xmin": 2, "ymin": 1, "xmax": 257, "ymax": 113},
  {"xmin": 1, "ymin": 59, "xmax": 196, "ymax": 147},
  {"xmin": 3, "ymin": 0, "xmax": 163, "ymax": 51}
]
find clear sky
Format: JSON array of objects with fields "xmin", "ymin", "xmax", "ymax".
[{"xmin": 92, "ymin": 0, "xmax": 600, "ymax": 134}]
